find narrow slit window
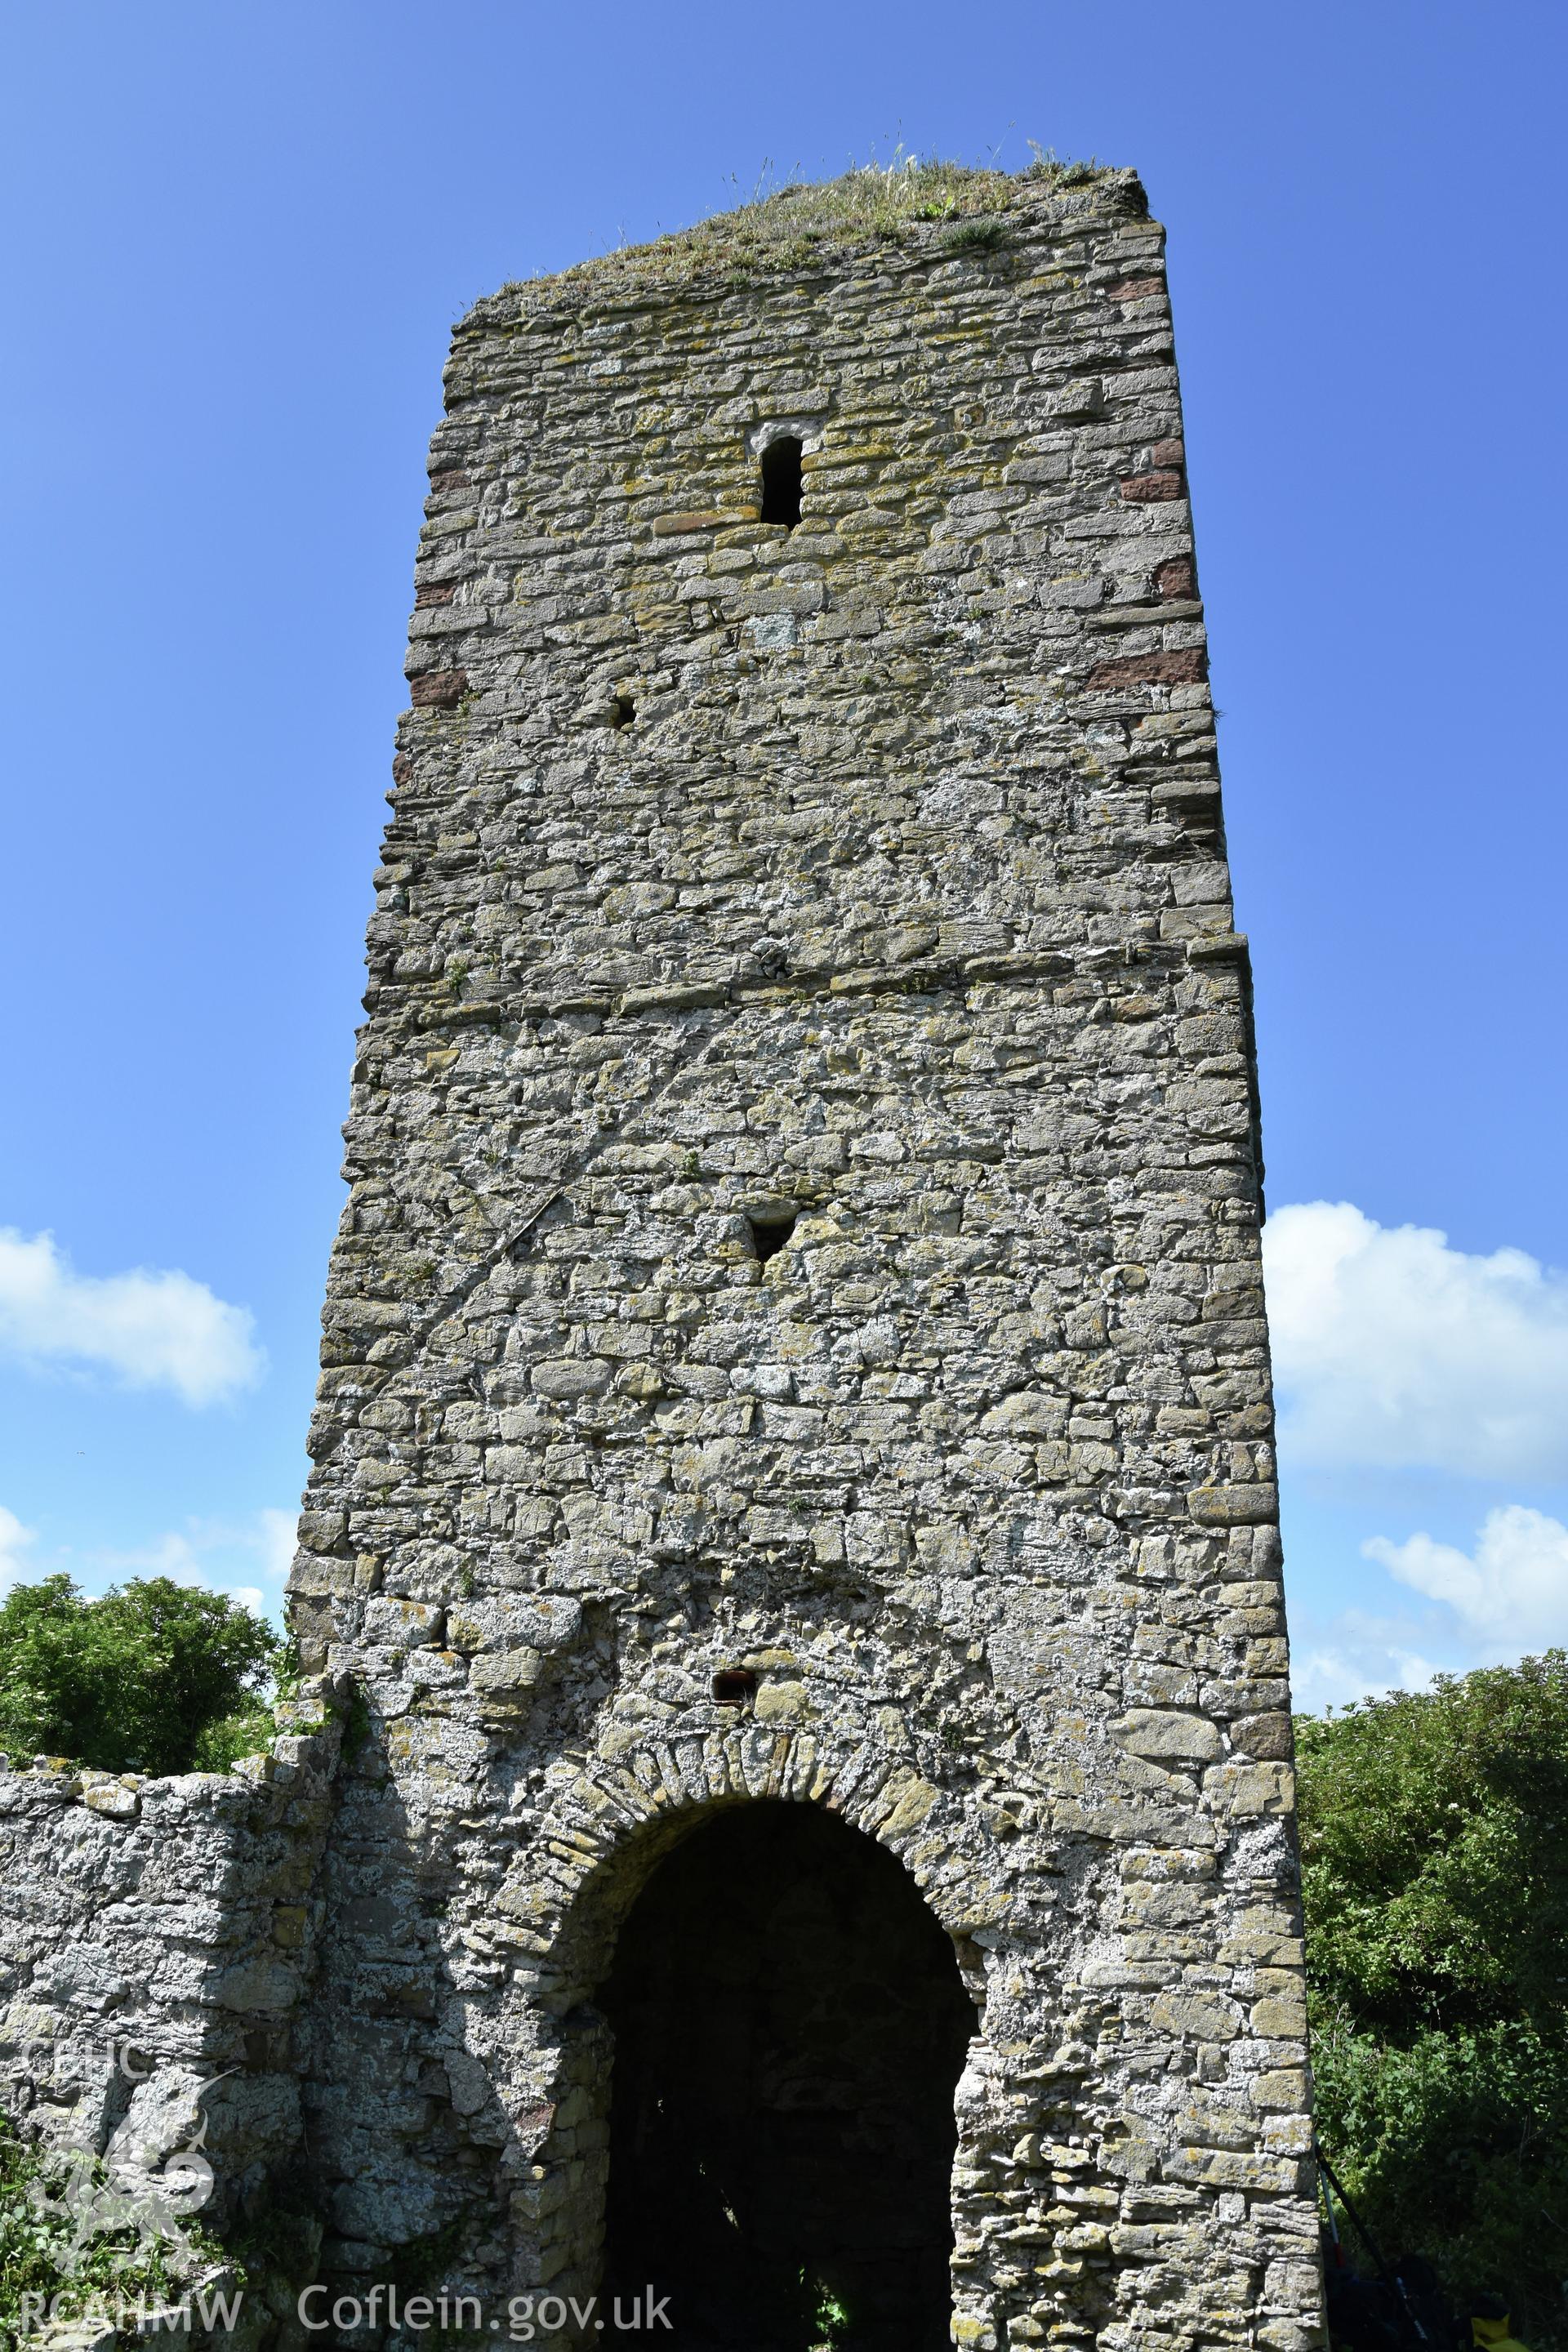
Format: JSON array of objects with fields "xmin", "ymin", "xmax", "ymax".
[
  {"xmin": 609, "ymin": 693, "xmax": 635, "ymax": 728},
  {"xmin": 760, "ymin": 436, "xmax": 803, "ymax": 529},
  {"xmin": 749, "ymin": 1213, "xmax": 797, "ymax": 1263}
]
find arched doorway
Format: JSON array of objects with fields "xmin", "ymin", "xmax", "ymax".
[{"xmin": 598, "ymin": 1801, "xmax": 976, "ymax": 2352}]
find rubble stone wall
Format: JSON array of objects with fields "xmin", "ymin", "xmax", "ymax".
[
  {"xmin": 0, "ymin": 1734, "xmax": 337, "ymax": 2246},
  {"xmin": 284, "ymin": 161, "xmax": 1322, "ymax": 2352},
  {"xmin": 0, "ymin": 163, "xmax": 1323, "ymax": 2352}
]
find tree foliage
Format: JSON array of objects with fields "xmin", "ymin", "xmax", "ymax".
[
  {"xmin": 1298, "ymin": 1653, "xmax": 1568, "ymax": 2342},
  {"xmin": 0, "ymin": 1574, "xmax": 278, "ymax": 1777}
]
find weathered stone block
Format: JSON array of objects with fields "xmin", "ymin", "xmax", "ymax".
[
  {"xmin": 1112, "ymin": 1709, "xmax": 1224, "ymax": 1762},
  {"xmin": 1150, "ymin": 1989, "xmax": 1245, "ymax": 2044}
]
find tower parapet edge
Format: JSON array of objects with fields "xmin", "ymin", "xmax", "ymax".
[{"xmin": 287, "ymin": 165, "xmax": 1323, "ymax": 2352}]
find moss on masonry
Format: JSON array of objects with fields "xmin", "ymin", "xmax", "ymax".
[{"xmin": 488, "ymin": 155, "xmax": 1134, "ymax": 314}]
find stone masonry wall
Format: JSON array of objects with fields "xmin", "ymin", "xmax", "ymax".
[
  {"xmin": 0, "ymin": 1726, "xmax": 338, "ymax": 2306},
  {"xmin": 283, "ymin": 165, "xmax": 1324, "ymax": 2352}
]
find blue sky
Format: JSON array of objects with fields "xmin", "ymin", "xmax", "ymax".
[{"xmin": 1, "ymin": 1, "xmax": 1564, "ymax": 1704}]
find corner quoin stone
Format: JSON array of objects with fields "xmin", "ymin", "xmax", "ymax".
[{"xmin": 275, "ymin": 163, "xmax": 1324, "ymax": 2350}]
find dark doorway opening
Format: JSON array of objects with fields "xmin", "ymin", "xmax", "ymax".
[
  {"xmin": 599, "ymin": 1802, "xmax": 974, "ymax": 2352},
  {"xmin": 760, "ymin": 436, "xmax": 804, "ymax": 528}
]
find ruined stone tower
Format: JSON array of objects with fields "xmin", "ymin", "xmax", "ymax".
[{"xmin": 283, "ymin": 162, "xmax": 1321, "ymax": 2351}]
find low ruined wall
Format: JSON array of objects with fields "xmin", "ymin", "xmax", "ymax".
[{"xmin": 0, "ymin": 1712, "xmax": 339, "ymax": 2238}]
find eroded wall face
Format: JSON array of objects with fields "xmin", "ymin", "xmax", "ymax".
[
  {"xmin": 289, "ymin": 172, "xmax": 1322, "ymax": 2352},
  {"xmin": 0, "ymin": 1742, "xmax": 336, "ymax": 2261}
]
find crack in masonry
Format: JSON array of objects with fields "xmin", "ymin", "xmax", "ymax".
[
  {"xmin": 399, "ymin": 929, "xmax": 1254, "ymax": 1356},
  {"xmin": 408, "ymin": 1001, "xmax": 745, "ymax": 1352}
]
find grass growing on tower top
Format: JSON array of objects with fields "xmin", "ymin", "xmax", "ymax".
[{"xmin": 493, "ymin": 149, "xmax": 1122, "ymax": 307}]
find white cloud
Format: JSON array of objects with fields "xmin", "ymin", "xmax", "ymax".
[
  {"xmin": 92, "ymin": 1508, "xmax": 294, "ymax": 1607},
  {"xmin": 1366, "ymin": 1504, "xmax": 1568, "ymax": 1658},
  {"xmin": 100, "ymin": 1528, "xmax": 214, "ymax": 1582},
  {"xmin": 0, "ymin": 1504, "xmax": 290, "ymax": 1624},
  {"xmin": 1263, "ymin": 1200, "xmax": 1568, "ymax": 1477},
  {"xmin": 0, "ymin": 1227, "xmax": 264, "ymax": 1407},
  {"xmin": 1291, "ymin": 1619, "xmax": 1446, "ymax": 1714},
  {"xmin": 256, "ymin": 1508, "xmax": 297, "ymax": 1584},
  {"xmin": 0, "ymin": 1505, "xmax": 37, "ymax": 1596}
]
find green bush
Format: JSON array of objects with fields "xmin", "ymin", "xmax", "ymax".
[
  {"xmin": 192, "ymin": 1702, "xmax": 280, "ymax": 1771},
  {"xmin": 0, "ymin": 2115, "xmax": 225, "ymax": 2348},
  {"xmin": 0, "ymin": 1573, "xmax": 279, "ymax": 1777},
  {"xmin": 1298, "ymin": 1653, "xmax": 1568, "ymax": 2341}
]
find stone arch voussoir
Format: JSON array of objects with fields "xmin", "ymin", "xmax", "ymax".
[
  {"xmin": 507, "ymin": 1723, "xmax": 1007, "ymax": 2326},
  {"xmin": 506, "ymin": 1725, "xmax": 1011, "ymax": 2004}
]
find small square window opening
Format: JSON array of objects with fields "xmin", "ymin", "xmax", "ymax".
[
  {"xmin": 711, "ymin": 1668, "xmax": 759, "ymax": 1706},
  {"xmin": 749, "ymin": 1214, "xmax": 797, "ymax": 1263}
]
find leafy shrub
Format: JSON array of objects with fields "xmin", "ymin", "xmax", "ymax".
[
  {"xmin": 0, "ymin": 1574, "xmax": 279, "ymax": 1776},
  {"xmin": 1298, "ymin": 1654, "xmax": 1568, "ymax": 2341},
  {"xmin": 192, "ymin": 1703, "xmax": 278, "ymax": 1771},
  {"xmin": 0, "ymin": 2115, "xmax": 225, "ymax": 2346}
]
